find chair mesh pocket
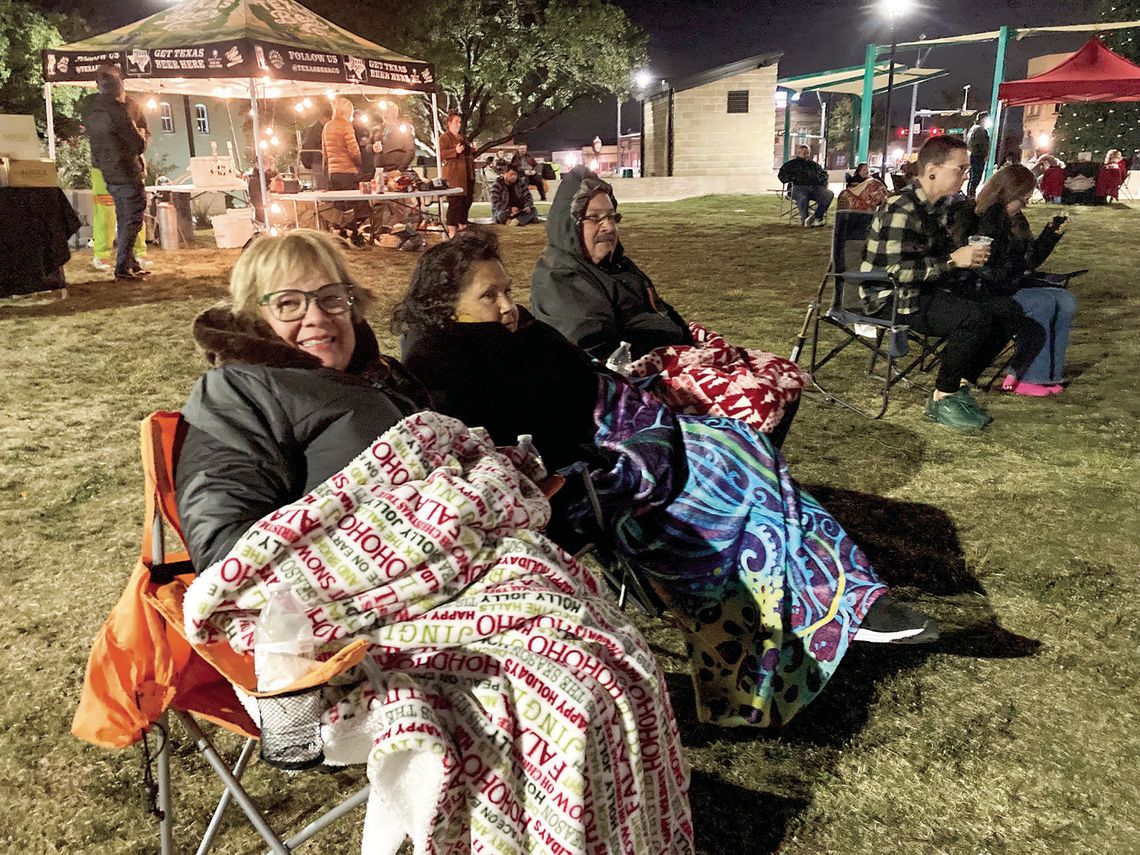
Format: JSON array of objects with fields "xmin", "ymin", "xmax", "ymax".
[{"xmin": 257, "ymin": 688, "xmax": 326, "ymax": 770}]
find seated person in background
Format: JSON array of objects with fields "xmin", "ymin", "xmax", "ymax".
[
  {"xmin": 778, "ymin": 144, "xmax": 834, "ymax": 226},
  {"xmin": 838, "ymin": 161, "xmax": 890, "ymax": 211},
  {"xmin": 861, "ymin": 136, "xmax": 1044, "ymax": 431},
  {"xmin": 524, "ymin": 153, "xmax": 547, "ymax": 201},
  {"xmin": 175, "ymin": 229, "xmax": 693, "ymax": 853},
  {"xmin": 489, "ymin": 163, "xmax": 538, "ymax": 226},
  {"xmin": 955, "ymin": 164, "xmax": 1076, "ymax": 396},
  {"xmin": 530, "ymin": 166, "xmax": 805, "ymax": 445},
  {"xmin": 397, "ymin": 230, "xmax": 938, "ymax": 731}
]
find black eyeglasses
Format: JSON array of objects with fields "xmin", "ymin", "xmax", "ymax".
[
  {"xmin": 258, "ymin": 283, "xmax": 355, "ymax": 321},
  {"xmin": 578, "ymin": 212, "xmax": 622, "ymax": 226}
]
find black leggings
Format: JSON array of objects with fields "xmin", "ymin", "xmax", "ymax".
[{"xmin": 905, "ymin": 290, "xmax": 1045, "ymax": 393}]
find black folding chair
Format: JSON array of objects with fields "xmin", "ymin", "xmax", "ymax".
[
  {"xmin": 791, "ymin": 210, "xmax": 945, "ymax": 419},
  {"xmin": 779, "ymin": 182, "xmax": 800, "ymax": 226}
]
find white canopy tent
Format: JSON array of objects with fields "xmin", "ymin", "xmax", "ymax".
[{"xmin": 42, "ymin": 0, "xmax": 442, "ymax": 222}]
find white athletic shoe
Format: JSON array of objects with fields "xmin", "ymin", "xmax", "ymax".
[{"xmin": 91, "ymin": 257, "xmax": 113, "ymax": 271}]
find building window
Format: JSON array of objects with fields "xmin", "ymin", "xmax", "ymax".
[
  {"xmin": 727, "ymin": 90, "xmax": 749, "ymax": 114},
  {"xmin": 160, "ymin": 103, "xmax": 174, "ymax": 133},
  {"xmin": 194, "ymin": 104, "xmax": 210, "ymax": 134}
]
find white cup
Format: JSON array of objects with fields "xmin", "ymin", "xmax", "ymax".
[{"xmin": 967, "ymin": 235, "xmax": 994, "ymax": 247}]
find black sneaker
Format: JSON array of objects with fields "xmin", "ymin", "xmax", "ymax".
[{"xmin": 854, "ymin": 595, "xmax": 939, "ymax": 644}]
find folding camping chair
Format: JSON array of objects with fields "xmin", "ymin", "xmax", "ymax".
[
  {"xmin": 779, "ymin": 183, "xmax": 801, "ymax": 225},
  {"xmin": 791, "ymin": 210, "xmax": 945, "ymax": 419},
  {"xmin": 72, "ymin": 411, "xmax": 375, "ymax": 855}
]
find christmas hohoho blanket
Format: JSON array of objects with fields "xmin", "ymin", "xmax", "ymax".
[
  {"xmin": 183, "ymin": 411, "xmax": 693, "ymax": 855},
  {"xmin": 627, "ymin": 322, "xmax": 808, "ymax": 436}
]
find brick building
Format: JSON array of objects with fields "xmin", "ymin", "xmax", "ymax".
[{"xmin": 640, "ymin": 52, "xmax": 782, "ymax": 178}]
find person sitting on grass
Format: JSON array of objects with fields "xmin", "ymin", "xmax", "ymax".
[
  {"xmin": 778, "ymin": 144, "xmax": 834, "ymax": 227},
  {"xmin": 955, "ymin": 164, "xmax": 1076, "ymax": 396},
  {"xmin": 489, "ymin": 162, "xmax": 538, "ymax": 226},
  {"xmin": 174, "ymin": 228, "xmax": 694, "ymax": 853},
  {"xmin": 530, "ymin": 166, "xmax": 806, "ymax": 446},
  {"xmin": 396, "ymin": 229, "xmax": 939, "ymax": 732},
  {"xmin": 838, "ymin": 162, "xmax": 890, "ymax": 212},
  {"xmin": 861, "ymin": 135, "xmax": 1046, "ymax": 432}
]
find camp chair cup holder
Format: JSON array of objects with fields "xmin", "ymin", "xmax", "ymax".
[{"xmin": 256, "ymin": 687, "xmax": 326, "ymax": 771}]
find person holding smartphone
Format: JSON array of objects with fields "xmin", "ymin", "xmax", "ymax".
[{"xmin": 964, "ymin": 164, "xmax": 1077, "ymax": 395}]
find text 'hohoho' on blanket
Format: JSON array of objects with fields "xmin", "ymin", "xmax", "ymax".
[{"xmin": 184, "ymin": 411, "xmax": 694, "ymax": 855}]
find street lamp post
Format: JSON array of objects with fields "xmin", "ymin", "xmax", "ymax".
[
  {"xmin": 878, "ymin": 0, "xmax": 912, "ymax": 180},
  {"xmin": 620, "ymin": 69, "xmax": 652, "ymax": 177}
]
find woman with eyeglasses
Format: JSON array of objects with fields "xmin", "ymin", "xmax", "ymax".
[
  {"xmin": 175, "ymin": 229, "xmax": 429, "ymax": 569},
  {"xmin": 961, "ymin": 164, "xmax": 1077, "ymax": 396},
  {"xmin": 530, "ymin": 166, "xmax": 805, "ymax": 447},
  {"xmin": 396, "ymin": 229, "xmax": 938, "ymax": 731},
  {"xmin": 173, "ymin": 229, "xmax": 695, "ymax": 852}
]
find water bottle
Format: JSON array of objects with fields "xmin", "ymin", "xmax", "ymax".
[
  {"xmin": 253, "ymin": 583, "xmax": 325, "ymax": 769},
  {"xmin": 605, "ymin": 340, "xmax": 634, "ymax": 377}
]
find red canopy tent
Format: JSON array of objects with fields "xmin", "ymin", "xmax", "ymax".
[{"xmin": 999, "ymin": 36, "xmax": 1140, "ymax": 106}]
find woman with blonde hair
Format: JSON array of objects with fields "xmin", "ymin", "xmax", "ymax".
[
  {"xmin": 321, "ymin": 96, "xmax": 361, "ymax": 191},
  {"xmin": 966, "ymin": 164, "xmax": 1076, "ymax": 395}
]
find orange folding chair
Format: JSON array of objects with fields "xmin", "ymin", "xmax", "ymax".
[{"xmin": 73, "ymin": 411, "xmax": 373, "ymax": 854}]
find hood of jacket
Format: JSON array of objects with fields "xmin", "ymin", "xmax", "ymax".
[
  {"xmin": 191, "ymin": 306, "xmax": 382, "ymax": 373},
  {"xmin": 545, "ymin": 165, "xmax": 625, "ymax": 264}
]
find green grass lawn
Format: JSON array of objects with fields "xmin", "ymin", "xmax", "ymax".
[{"xmin": 0, "ymin": 195, "xmax": 1137, "ymax": 853}]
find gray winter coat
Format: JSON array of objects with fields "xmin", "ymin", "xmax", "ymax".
[
  {"xmin": 175, "ymin": 309, "xmax": 423, "ymax": 571},
  {"xmin": 529, "ymin": 165, "xmax": 692, "ymax": 361}
]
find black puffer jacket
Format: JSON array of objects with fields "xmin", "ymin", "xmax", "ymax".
[
  {"xmin": 530, "ymin": 165, "xmax": 692, "ymax": 361},
  {"xmin": 175, "ymin": 308, "xmax": 425, "ymax": 571},
  {"xmin": 79, "ymin": 92, "xmax": 145, "ymax": 185},
  {"xmin": 400, "ymin": 308, "xmax": 600, "ymax": 471},
  {"xmin": 955, "ymin": 204, "xmax": 1062, "ymax": 297}
]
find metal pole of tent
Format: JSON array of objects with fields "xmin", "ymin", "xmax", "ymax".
[
  {"xmin": 44, "ymin": 82, "xmax": 56, "ymax": 161},
  {"xmin": 817, "ymin": 92, "xmax": 827, "ymax": 166},
  {"xmin": 984, "ymin": 25, "xmax": 1010, "ymax": 182},
  {"xmin": 857, "ymin": 43, "xmax": 877, "ymax": 164},
  {"xmin": 431, "ymin": 91, "xmax": 442, "ymax": 176},
  {"xmin": 782, "ymin": 92, "xmax": 791, "ymax": 166},
  {"xmin": 248, "ymin": 78, "xmax": 269, "ymax": 228}
]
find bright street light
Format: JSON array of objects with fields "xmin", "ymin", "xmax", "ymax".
[
  {"xmin": 1037, "ymin": 133, "xmax": 1051, "ymax": 149},
  {"xmin": 618, "ymin": 69, "xmax": 653, "ymax": 177},
  {"xmin": 634, "ymin": 69, "xmax": 653, "ymax": 90}
]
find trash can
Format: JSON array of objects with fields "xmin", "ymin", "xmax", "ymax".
[
  {"xmin": 156, "ymin": 202, "xmax": 181, "ymax": 250},
  {"xmin": 172, "ymin": 191, "xmax": 195, "ymax": 244}
]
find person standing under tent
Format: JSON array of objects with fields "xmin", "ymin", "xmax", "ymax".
[
  {"xmin": 80, "ymin": 66, "xmax": 148, "ymax": 281},
  {"xmin": 966, "ymin": 115, "xmax": 990, "ymax": 198},
  {"xmin": 321, "ymin": 97, "xmax": 360, "ymax": 192},
  {"xmin": 439, "ymin": 111, "xmax": 475, "ymax": 236},
  {"xmin": 300, "ymin": 103, "xmax": 332, "ymax": 190},
  {"xmin": 91, "ymin": 88, "xmax": 152, "ymax": 273}
]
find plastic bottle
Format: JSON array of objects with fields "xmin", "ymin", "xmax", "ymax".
[
  {"xmin": 253, "ymin": 584, "xmax": 325, "ymax": 769},
  {"xmin": 253, "ymin": 583, "xmax": 317, "ymax": 692},
  {"xmin": 605, "ymin": 340, "xmax": 634, "ymax": 377}
]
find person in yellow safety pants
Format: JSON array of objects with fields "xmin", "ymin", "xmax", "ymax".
[{"xmin": 90, "ymin": 167, "xmax": 152, "ymax": 272}]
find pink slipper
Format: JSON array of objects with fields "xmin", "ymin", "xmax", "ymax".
[{"xmin": 1006, "ymin": 380, "xmax": 1063, "ymax": 397}]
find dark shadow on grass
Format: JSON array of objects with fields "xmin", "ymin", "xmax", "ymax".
[
  {"xmin": 688, "ymin": 768, "xmax": 807, "ymax": 855},
  {"xmin": 0, "ymin": 276, "xmax": 227, "ymax": 318}
]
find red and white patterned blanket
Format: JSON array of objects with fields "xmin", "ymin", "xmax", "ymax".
[{"xmin": 628, "ymin": 323, "xmax": 808, "ymax": 435}]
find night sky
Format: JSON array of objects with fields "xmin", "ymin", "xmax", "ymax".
[{"xmin": 43, "ymin": 0, "xmax": 1103, "ymax": 150}]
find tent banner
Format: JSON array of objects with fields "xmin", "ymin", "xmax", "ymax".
[{"xmin": 43, "ymin": 40, "xmax": 435, "ymax": 91}]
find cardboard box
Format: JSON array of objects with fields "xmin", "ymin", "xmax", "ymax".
[
  {"xmin": 0, "ymin": 157, "xmax": 59, "ymax": 188},
  {"xmin": 0, "ymin": 115, "xmax": 43, "ymax": 160}
]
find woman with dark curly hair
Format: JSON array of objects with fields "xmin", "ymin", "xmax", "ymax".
[{"xmin": 394, "ymin": 230, "xmax": 938, "ymax": 730}]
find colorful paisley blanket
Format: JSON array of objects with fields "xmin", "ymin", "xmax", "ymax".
[
  {"xmin": 626, "ymin": 323, "xmax": 808, "ymax": 435},
  {"xmin": 575, "ymin": 376, "xmax": 887, "ymax": 728},
  {"xmin": 184, "ymin": 411, "xmax": 693, "ymax": 855}
]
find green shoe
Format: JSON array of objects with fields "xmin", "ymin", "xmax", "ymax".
[
  {"xmin": 924, "ymin": 392, "xmax": 988, "ymax": 431},
  {"xmin": 954, "ymin": 387, "xmax": 994, "ymax": 425}
]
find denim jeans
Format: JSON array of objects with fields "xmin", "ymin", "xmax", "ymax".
[
  {"xmin": 106, "ymin": 181, "xmax": 146, "ymax": 275},
  {"xmin": 493, "ymin": 207, "xmax": 539, "ymax": 226},
  {"xmin": 1010, "ymin": 287, "xmax": 1077, "ymax": 384},
  {"xmin": 968, "ymin": 154, "xmax": 986, "ymax": 197},
  {"xmin": 790, "ymin": 185, "xmax": 834, "ymax": 223}
]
